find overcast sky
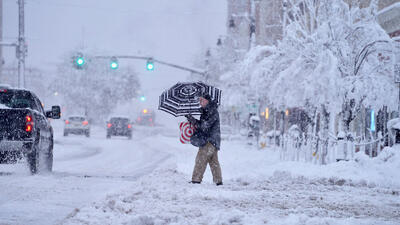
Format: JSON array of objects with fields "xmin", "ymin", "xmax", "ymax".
[
  {"xmin": 3, "ymin": 0, "xmax": 226, "ymax": 68},
  {"xmin": 2, "ymin": 0, "xmax": 227, "ymax": 122}
]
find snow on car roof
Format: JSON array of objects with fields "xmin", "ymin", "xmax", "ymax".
[
  {"xmin": 0, "ymin": 84, "xmax": 12, "ymax": 89},
  {"xmin": 0, "ymin": 103, "xmax": 10, "ymax": 109}
]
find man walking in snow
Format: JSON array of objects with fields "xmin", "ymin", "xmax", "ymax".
[{"xmin": 185, "ymin": 93, "xmax": 223, "ymax": 186}]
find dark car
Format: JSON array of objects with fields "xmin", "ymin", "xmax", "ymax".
[
  {"xmin": 106, "ymin": 117, "xmax": 132, "ymax": 139},
  {"xmin": 0, "ymin": 87, "xmax": 61, "ymax": 174},
  {"xmin": 136, "ymin": 109, "xmax": 155, "ymax": 126}
]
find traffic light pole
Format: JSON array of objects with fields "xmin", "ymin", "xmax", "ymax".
[
  {"xmin": 17, "ymin": 0, "xmax": 26, "ymax": 88},
  {"xmin": 152, "ymin": 58, "xmax": 205, "ymax": 75},
  {"xmin": 94, "ymin": 55, "xmax": 205, "ymax": 75}
]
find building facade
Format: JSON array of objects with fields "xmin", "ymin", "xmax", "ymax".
[
  {"xmin": 377, "ymin": 0, "xmax": 400, "ymax": 41},
  {"xmin": 226, "ymin": 0, "xmax": 252, "ymax": 51},
  {"xmin": 226, "ymin": 0, "xmax": 284, "ymax": 50},
  {"xmin": 226, "ymin": 0, "xmax": 400, "ymax": 50},
  {"xmin": 254, "ymin": 0, "xmax": 284, "ymax": 46}
]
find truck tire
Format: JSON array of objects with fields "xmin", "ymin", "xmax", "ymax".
[
  {"xmin": 27, "ymin": 138, "xmax": 53, "ymax": 174},
  {"xmin": 27, "ymin": 144, "xmax": 39, "ymax": 174},
  {"xmin": 45, "ymin": 138, "xmax": 54, "ymax": 172},
  {"xmin": 64, "ymin": 131, "xmax": 68, "ymax": 136},
  {"xmin": 85, "ymin": 130, "xmax": 90, "ymax": 138}
]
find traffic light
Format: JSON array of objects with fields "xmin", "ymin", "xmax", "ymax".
[
  {"xmin": 146, "ymin": 58, "xmax": 154, "ymax": 71},
  {"xmin": 74, "ymin": 53, "xmax": 85, "ymax": 69},
  {"xmin": 140, "ymin": 96, "xmax": 146, "ymax": 102},
  {"xmin": 110, "ymin": 57, "xmax": 118, "ymax": 70}
]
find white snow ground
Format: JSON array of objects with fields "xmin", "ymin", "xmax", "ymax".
[
  {"xmin": 0, "ymin": 121, "xmax": 171, "ymax": 225},
  {"xmin": 1, "ymin": 121, "xmax": 400, "ymax": 225}
]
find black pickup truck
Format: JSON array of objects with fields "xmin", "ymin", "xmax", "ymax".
[{"xmin": 0, "ymin": 87, "xmax": 61, "ymax": 174}]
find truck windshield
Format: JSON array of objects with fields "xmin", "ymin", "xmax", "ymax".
[{"xmin": 0, "ymin": 90, "xmax": 37, "ymax": 111}]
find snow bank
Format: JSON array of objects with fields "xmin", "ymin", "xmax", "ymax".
[
  {"xmin": 63, "ymin": 166, "xmax": 399, "ymax": 225},
  {"xmin": 63, "ymin": 136, "xmax": 400, "ymax": 224}
]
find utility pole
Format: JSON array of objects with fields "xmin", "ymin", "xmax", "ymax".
[
  {"xmin": 394, "ymin": 63, "xmax": 400, "ymax": 117},
  {"xmin": 17, "ymin": 0, "xmax": 25, "ymax": 88},
  {"xmin": 282, "ymin": 1, "xmax": 288, "ymax": 37},
  {"xmin": 0, "ymin": 0, "xmax": 3, "ymax": 81},
  {"xmin": 249, "ymin": 0, "xmax": 257, "ymax": 49}
]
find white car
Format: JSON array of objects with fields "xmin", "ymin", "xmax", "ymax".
[{"xmin": 63, "ymin": 115, "xmax": 90, "ymax": 137}]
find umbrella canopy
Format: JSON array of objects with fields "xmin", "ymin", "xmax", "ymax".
[{"xmin": 158, "ymin": 82, "xmax": 222, "ymax": 117}]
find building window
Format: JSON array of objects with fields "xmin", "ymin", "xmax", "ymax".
[{"xmin": 229, "ymin": 18, "xmax": 235, "ymax": 28}]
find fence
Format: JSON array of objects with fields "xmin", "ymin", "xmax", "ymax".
[{"xmin": 276, "ymin": 132, "xmax": 387, "ymax": 165}]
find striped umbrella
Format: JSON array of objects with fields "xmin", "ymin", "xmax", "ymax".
[{"xmin": 158, "ymin": 81, "xmax": 222, "ymax": 117}]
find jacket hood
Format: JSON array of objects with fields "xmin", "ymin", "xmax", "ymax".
[{"xmin": 201, "ymin": 100, "xmax": 218, "ymax": 114}]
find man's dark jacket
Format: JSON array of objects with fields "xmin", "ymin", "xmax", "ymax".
[{"xmin": 187, "ymin": 101, "xmax": 221, "ymax": 150}]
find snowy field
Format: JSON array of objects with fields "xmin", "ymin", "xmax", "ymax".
[{"xmin": 1, "ymin": 121, "xmax": 400, "ymax": 225}]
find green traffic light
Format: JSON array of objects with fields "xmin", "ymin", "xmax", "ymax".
[
  {"xmin": 110, "ymin": 62, "xmax": 118, "ymax": 69},
  {"xmin": 140, "ymin": 96, "xmax": 146, "ymax": 102},
  {"xmin": 110, "ymin": 57, "xmax": 119, "ymax": 70},
  {"xmin": 76, "ymin": 57, "xmax": 85, "ymax": 66},
  {"xmin": 146, "ymin": 59, "xmax": 154, "ymax": 71}
]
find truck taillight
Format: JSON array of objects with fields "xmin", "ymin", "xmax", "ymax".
[
  {"xmin": 25, "ymin": 115, "xmax": 34, "ymax": 132},
  {"xmin": 128, "ymin": 124, "xmax": 132, "ymax": 129},
  {"xmin": 82, "ymin": 121, "xmax": 89, "ymax": 125},
  {"xmin": 65, "ymin": 120, "xmax": 70, "ymax": 124},
  {"xmin": 26, "ymin": 124, "xmax": 33, "ymax": 132},
  {"xmin": 107, "ymin": 123, "xmax": 112, "ymax": 128}
]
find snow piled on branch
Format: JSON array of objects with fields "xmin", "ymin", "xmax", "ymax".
[{"xmin": 220, "ymin": 0, "xmax": 397, "ymax": 114}]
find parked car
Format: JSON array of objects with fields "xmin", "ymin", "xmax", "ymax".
[
  {"xmin": 0, "ymin": 86, "xmax": 61, "ymax": 174},
  {"xmin": 136, "ymin": 109, "xmax": 155, "ymax": 126},
  {"xmin": 106, "ymin": 116, "xmax": 132, "ymax": 139},
  {"xmin": 63, "ymin": 115, "xmax": 90, "ymax": 137}
]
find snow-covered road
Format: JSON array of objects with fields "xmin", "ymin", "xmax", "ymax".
[
  {"xmin": 0, "ymin": 122, "xmax": 171, "ymax": 225},
  {"xmin": 1, "ymin": 121, "xmax": 400, "ymax": 225}
]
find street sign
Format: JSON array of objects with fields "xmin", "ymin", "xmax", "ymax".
[
  {"xmin": 395, "ymin": 64, "xmax": 400, "ymax": 83},
  {"xmin": 371, "ymin": 109, "xmax": 375, "ymax": 132}
]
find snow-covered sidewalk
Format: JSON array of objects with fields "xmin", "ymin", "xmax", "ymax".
[{"xmin": 63, "ymin": 134, "xmax": 400, "ymax": 225}]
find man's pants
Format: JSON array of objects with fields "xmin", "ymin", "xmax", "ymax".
[{"xmin": 192, "ymin": 142, "xmax": 222, "ymax": 183}]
